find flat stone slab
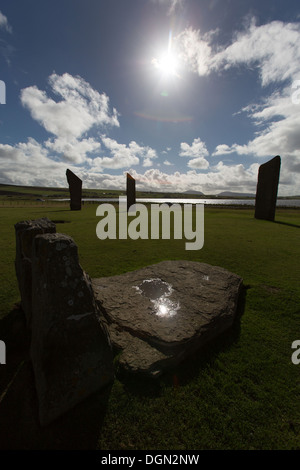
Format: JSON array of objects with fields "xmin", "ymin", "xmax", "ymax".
[{"xmin": 92, "ymin": 260, "xmax": 243, "ymax": 377}]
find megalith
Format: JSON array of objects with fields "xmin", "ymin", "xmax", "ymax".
[
  {"xmin": 126, "ymin": 173, "xmax": 136, "ymax": 212},
  {"xmin": 66, "ymin": 168, "xmax": 82, "ymax": 211},
  {"xmin": 255, "ymin": 155, "xmax": 281, "ymax": 221},
  {"xmin": 30, "ymin": 232, "xmax": 114, "ymax": 426},
  {"xmin": 14, "ymin": 217, "xmax": 56, "ymax": 328},
  {"xmin": 92, "ymin": 260, "xmax": 243, "ymax": 377}
]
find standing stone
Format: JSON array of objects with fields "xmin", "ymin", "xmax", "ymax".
[
  {"xmin": 30, "ymin": 232, "xmax": 114, "ymax": 426},
  {"xmin": 255, "ymin": 155, "xmax": 281, "ymax": 221},
  {"xmin": 66, "ymin": 169, "xmax": 82, "ymax": 211},
  {"xmin": 126, "ymin": 173, "xmax": 136, "ymax": 212},
  {"xmin": 14, "ymin": 218, "xmax": 56, "ymax": 328}
]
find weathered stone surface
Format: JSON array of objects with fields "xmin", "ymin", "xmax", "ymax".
[
  {"xmin": 126, "ymin": 172, "xmax": 136, "ymax": 212},
  {"xmin": 255, "ymin": 155, "xmax": 281, "ymax": 221},
  {"xmin": 31, "ymin": 233, "xmax": 114, "ymax": 426},
  {"xmin": 66, "ymin": 168, "xmax": 82, "ymax": 211},
  {"xmin": 92, "ymin": 260, "xmax": 243, "ymax": 377},
  {"xmin": 14, "ymin": 217, "xmax": 56, "ymax": 328}
]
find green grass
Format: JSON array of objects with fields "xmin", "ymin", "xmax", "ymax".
[
  {"xmin": 0, "ymin": 202, "xmax": 299, "ymax": 450},
  {"xmin": 0, "ymin": 183, "xmax": 126, "ymax": 201}
]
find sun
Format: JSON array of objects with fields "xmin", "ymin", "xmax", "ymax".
[
  {"xmin": 151, "ymin": 31, "xmax": 181, "ymax": 80},
  {"xmin": 152, "ymin": 51, "xmax": 179, "ymax": 79}
]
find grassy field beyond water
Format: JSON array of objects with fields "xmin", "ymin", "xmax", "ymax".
[{"xmin": 0, "ymin": 202, "xmax": 299, "ymax": 450}]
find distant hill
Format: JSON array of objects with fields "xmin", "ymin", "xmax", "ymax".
[
  {"xmin": 183, "ymin": 190, "xmax": 204, "ymax": 195},
  {"xmin": 218, "ymin": 191, "xmax": 255, "ymax": 198}
]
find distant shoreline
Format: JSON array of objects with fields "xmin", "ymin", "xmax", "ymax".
[
  {"xmin": 0, "ymin": 183, "xmax": 299, "ymax": 201},
  {"xmin": 48, "ymin": 197, "xmax": 300, "ymax": 208}
]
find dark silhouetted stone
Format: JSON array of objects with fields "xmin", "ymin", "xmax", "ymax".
[
  {"xmin": 66, "ymin": 169, "xmax": 82, "ymax": 211},
  {"xmin": 255, "ymin": 156, "xmax": 281, "ymax": 221},
  {"xmin": 126, "ymin": 173, "xmax": 136, "ymax": 212},
  {"xmin": 92, "ymin": 260, "xmax": 243, "ymax": 377},
  {"xmin": 30, "ymin": 232, "xmax": 114, "ymax": 426},
  {"xmin": 14, "ymin": 218, "xmax": 56, "ymax": 328}
]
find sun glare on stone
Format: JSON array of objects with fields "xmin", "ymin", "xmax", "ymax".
[
  {"xmin": 159, "ymin": 304, "xmax": 168, "ymax": 316},
  {"xmin": 155, "ymin": 297, "xmax": 179, "ymax": 318}
]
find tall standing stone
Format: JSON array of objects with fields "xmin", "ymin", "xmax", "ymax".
[
  {"xmin": 126, "ymin": 173, "xmax": 136, "ymax": 212},
  {"xmin": 255, "ymin": 155, "xmax": 281, "ymax": 221},
  {"xmin": 66, "ymin": 169, "xmax": 82, "ymax": 211},
  {"xmin": 30, "ymin": 232, "xmax": 114, "ymax": 426},
  {"xmin": 14, "ymin": 218, "xmax": 56, "ymax": 328}
]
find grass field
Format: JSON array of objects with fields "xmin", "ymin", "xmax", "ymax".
[{"xmin": 0, "ymin": 201, "xmax": 299, "ymax": 450}]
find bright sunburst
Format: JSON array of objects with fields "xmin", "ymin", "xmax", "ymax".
[
  {"xmin": 152, "ymin": 31, "xmax": 180, "ymax": 80},
  {"xmin": 152, "ymin": 51, "xmax": 179, "ymax": 78}
]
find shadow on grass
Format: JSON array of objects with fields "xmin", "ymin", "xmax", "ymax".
[
  {"xmin": 30, "ymin": 209, "xmax": 71, "ymax": 214},
  {"xmin": 274, "ymin": 220, "xmax": 300, "ymax": 229},
  {"xmin": 51, "ymin": 220, "xmax": 71, "ymax": 224},
  {"xmin": 47, "ymin": 209, "xmax": 71, "ymax": 213},
  {"xmin": 0, "ymin": 305, "xmax": 112, "ymax": 450}
]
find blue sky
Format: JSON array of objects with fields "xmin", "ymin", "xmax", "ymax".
[{"xmin": 0, "ymin": 0, "xmax": 300, "ymax": 195}]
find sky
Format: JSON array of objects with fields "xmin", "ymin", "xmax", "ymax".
[{"xmin": 0, "ymin": 0, "xmax": 300, "ymax": 195}]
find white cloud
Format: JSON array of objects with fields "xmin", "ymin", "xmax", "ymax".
[
  {"xmin": 177, "ymin": 19, "xmax": 300, "ymax": 186},
  {"xmin": 97, "ymin": 136, "xmax": 158, "ymax": 169},
  {"xmin": 0, "ymin": 138, "xmax": 67, "ymax": 187},
  {"xmin": 2, "ymin": 72, "xmax": 159, "ymax": 179},
  {"xmin": 180, "ymin": 138, "xmax": 209, "ymax": 158},
  {"xmin": 143, "ymin": 157, "xmax": 154, "ymax": 167},
  {"xmin": 0, "ymin": 139, "xmax": 297, "ymax": 196},
  {"xmin": 20, "ymin": 73, "xmax": 119, "ymax": 141},
  {"xmin": 176, "ymin": 19, "xmax": 300, "ymax": 85},
  {"xmin": 176, "ymin": 28, "xmax": 214, "ymax": 76},
  {"xmin": 45, "ymin": 137, "xmax": 101, "ymax": 164},
  {"xmin": 212, "ymin": 144, "xmax": 235, "ymax": 157},
  {"xmin": 162, "ymin": 147, "xmax": 172, "ymax": 155},
  {"xmin": 187, "ymin": 157, "xmax": 209, "ymax": 170},
  {"xmin": 179, "ymin": 138, "xmax": 210, "ymax": 170},
  {"xmin": 0, "ymin": 11, "xmax": 12, "ymax": 33},
  {"xmin": 213, "ymin": 88, "xmax": 300, "ymax": 182},
  {"xmin": 18, "ymin": 73, "xmax": 122, "ymax": 166},
  {"xmin": 151, "ymin": 0, "xmax": 185, "ymax": 15},
  {"xmin": 0, "ymin": 143, "xmax": 20, "ymax": 160},
  {"xmin": 0, "ymin": 11, "xmax": 13, "ymax": 64},
  {"xmin": 163, "ymin": 160, "xmax": 173, "ymax": 166},
  {"xmin": 213, "ymin": 19, "xmax": 300, "ymax": 86},
  {"xmin": 123, "ymin": 164, "xmax": 260, "ymax": 194}
]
